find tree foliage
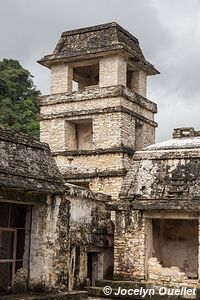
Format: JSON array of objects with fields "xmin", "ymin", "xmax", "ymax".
[{"xmin": 0, "ymin": 59, "xmax": 40, "ymax": 137}]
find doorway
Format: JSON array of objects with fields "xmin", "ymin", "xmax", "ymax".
[
  {"xmin": 87, "ymin": 252, "xmax": 99, "ymax": 285},
  {"xmin": 0, "ymin": 202, "xmax": 32, "ymax": 293}
]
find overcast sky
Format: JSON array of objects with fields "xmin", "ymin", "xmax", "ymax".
[{"xmin": 1, "ymin": 0, "xmax": 200, "ymax": 142}]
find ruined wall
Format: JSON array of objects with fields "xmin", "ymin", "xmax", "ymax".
[
  {"xmin": 114, "ymin": 210, "xmax": 145, "ymax": 280},
  {"xmin": 30, "ymin": 195, "xmax": 70, "ymax": 292},
  {"xmin": 120, "ymin": 148, "xmax": 200, "ymax": 203},
  {"xmin": 152, "ymin": 219, "xmax": 198, "ymax": 278},
  {"xmin": 54, "ymin": 153, "xmax": 130, "ymax": 175},
  {"xmin": 66, "ymin": 187, "xmax": 113, "ymax": 289}
]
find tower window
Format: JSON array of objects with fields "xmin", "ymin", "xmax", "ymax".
[
  {"xmin": 66, "ymin": 119, "xmax": 93, "ymax": 151},
  {"xmin": 73, "ymin": 63, "xmax": 99, "ymax": 91}
]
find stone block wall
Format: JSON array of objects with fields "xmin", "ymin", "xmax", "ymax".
[
  {"xmin": 90, "ymin": 176, "xmax": 124, "ymax": 200},
  {"xmin": 51, "ymin": 64, "xmax": 73, "ymax": 94},
  {"xmin": 114, "ymin": 210, "xmax": 146, "ymax": 280},
  {"xmin": 99, "ymin": 55, "xmax": 127, "ymax": 87},
  {"xmin": 66, "ymin": 186, "xmax": 114, "ymax": 289},
  {"xmin": 30, "ymin": 195, "xmax": 70, "ymax": 291},
  {"xmin": 39, "ymin": 86, "xmax": 156, "ymax": 200},
  {"xmin": 129, "ymin": 70, "xmax": 147, "ymax": 97}
]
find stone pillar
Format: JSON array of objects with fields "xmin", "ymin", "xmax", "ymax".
[
  {"xmin": 130, "ymin": 70, "xmax": 147, "ymax": 97},
  {"xmin": 144, "ymin": 218, "xmax": 153, "ymax": 279},
  {"xmin": 99, "ymin": 54, "xmax": 127, "ymax": 87},
  {"xmin": 51, "ymin": 63, "xmax": 73, "ymax": 94},
  {"xmin": 198, "ymin": 215, "xmax": 200, "ymax": 281}
]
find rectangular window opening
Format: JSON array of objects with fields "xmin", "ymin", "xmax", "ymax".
[
  {"xmin": 73, "ymin": 63, "xmax": 99, "ymax": 91},
  {"xmin": 65, "ymin": 119, "xmax": 93, "ymax": 151}
]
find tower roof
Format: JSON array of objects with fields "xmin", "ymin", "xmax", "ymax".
[{"xmin": 38, "ymin": 22, "xmax": 159, "ymax": 75}]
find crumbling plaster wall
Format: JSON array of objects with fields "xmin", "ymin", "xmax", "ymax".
[
  {"xmin": 30, "ymin": 194, "xmax": 70, "ymax": 291},
  {"xmin": 121, "ymin": 152, "xmax": 200, "ymax": 201},
  {"xmin": 68, "ymin": 192, "xmax": 113, "ymax": 289}
]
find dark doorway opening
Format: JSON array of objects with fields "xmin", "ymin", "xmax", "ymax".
[
  {"xmin": 0, "ymin": 202, "xmax": 32, "ymax": 293},
  {"xmin": 87, "ymin": 252, "xmax": 99, "ymax": 285}
]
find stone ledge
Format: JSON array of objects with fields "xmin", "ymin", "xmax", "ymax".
[
  {"xmin": 107, "ymin": 199, "xmax": 200, "ymax": 211},
  {"xmin": 52, "ymin": 147, "xmax": 135, "ymax": 157},
  {"xmin": 39, "ymin": 85, "xmax": 157, "ymax": 113},
  {"xmin": 39, "ymin": 105, "xmax": 157, "ymax": 127},
  {"xmin": 65, "ymin": 183, "xmax": 111, "ymax": 202},
  {"xmin": 64, "ymin": 169, "xmax": 127, "ymax": 180}
]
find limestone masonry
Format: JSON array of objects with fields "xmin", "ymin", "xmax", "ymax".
[{"xmin": 39, "ymin": 22, "xmax": 158, "ymax": 200}]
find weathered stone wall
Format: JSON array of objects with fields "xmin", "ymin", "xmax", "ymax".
[
  {"xmin": 90, "ymin": 176, "xmax": 124, "ymax": 200},
  {"xmin": 99, "ymin": 55, "xmax": 127, "ymax": 87},
  {"xmin": 39, "ymin": 86, "xmax": 156, "ymax": 200},
  {"xmin": 51, "ymin": 64, "xmax": 73, "ymax": 94},
  {"xmin": 114, "ymin": 210, "xmax": 145, "ymax": 280},
  {"xmin": 40, "ymin": 86, "xmax": 156, "ymax": 122},
  {"xmin": 147, "ymin": 257, "xmax": 197, "ymax": 287},
  {"xmin": 113, "ymin": 207, "xmax": 200, "ymax": 287},
  {"xmin": 54, "ymin": 153, "xmax": 130, "ymax": 175},
  {"xmin": 121, "ymin": 154, "xmax": 200, "ymax": 202},
  {"xmin": 30, "ymin": 195, "xmax": 70, "ymax": 291},
  {"xmin": 66, "ymin": 187, "xmax": 113, "ymax": 289},
  {"xmin": 129, "ymin": 70, "xmax": 147, "ymax": 97}
]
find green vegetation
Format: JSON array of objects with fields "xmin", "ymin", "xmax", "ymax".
[{"xmin": 0, "ymin": 59, "xmax": 40, "ymax": 137}]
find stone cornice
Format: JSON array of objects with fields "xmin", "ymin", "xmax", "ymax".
[
  {"xmin": 39, "ymin": 105, "xmax": 157, "ymax": 127},
  {"xmin": 63, "ymin": 169, "xmax": 127, "ymax": 180},
  {"xmin": 52, "ymin": 146, "xmax": 135, "ymax": 157},
  {"xmin": 39, "ymin": 85, "xmax": 157, "ymax": 113}
]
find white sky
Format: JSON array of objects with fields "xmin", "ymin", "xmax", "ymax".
[{"xmin": 1, "ymin": 0, "xmax": 200, "ymax": 142}]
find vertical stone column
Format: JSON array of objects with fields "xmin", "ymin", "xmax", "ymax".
[
  {"xmin": 130, "ymin": 70, "xmax": 147, "ymax": 97},
  {"xmin": 51, "ymin": 63, "xmax": 73, "ymax": 94},
  {"xmin": 144, "ymin": 218, "xmax": 153, "ymax": 279},
  {"xmin": 99, "ymin": 54, "xmax": 127, "ymax": 87},
  {"xmin": 198, "ymin": 215, "xmax": 200, "ymax": 281}
]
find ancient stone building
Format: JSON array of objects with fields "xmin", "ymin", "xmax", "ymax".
[
  {"xmin": 2, "ymin": 22, "xmax": 200, "ymax": 299},
  {"xmin": 107, "ymin": 127, "xmax": 200, "ymax": 296},
  {"xmin": 38, "ymin": 22, "xmax": 158, "ymax": 200},
  {"xmin": 0, "ymin": 128, "xmax": 112, "ymax": 296}
]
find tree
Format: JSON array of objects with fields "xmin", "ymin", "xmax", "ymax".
[{"xmin": 0, "ymin": 59, "xmax": 40, "ymax": 137}]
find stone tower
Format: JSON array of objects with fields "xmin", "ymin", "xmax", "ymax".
[{"xmin": 38, "ymin": 22, "xmax": 159, "ymax": 200}]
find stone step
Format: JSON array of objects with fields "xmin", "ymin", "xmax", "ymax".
[
  {"xmin": 85, "ymin": 286, "xmax": 161, "ymax": 299},
  {"xmin": 87, "ymin": 283, "xmax": 198, "ymax": 300},
  {"xmin": 0, "ymin": 291, "xmax": 88, "ymax": 300}
]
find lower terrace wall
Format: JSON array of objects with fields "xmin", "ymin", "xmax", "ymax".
[{"xmin": 113, "ymin": 208, "xmax": 200, "ymax": 288}]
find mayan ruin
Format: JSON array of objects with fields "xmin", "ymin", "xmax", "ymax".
[{"xmin": 0, "ymin": 22, "xmax": 200, "ymax": 299}]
